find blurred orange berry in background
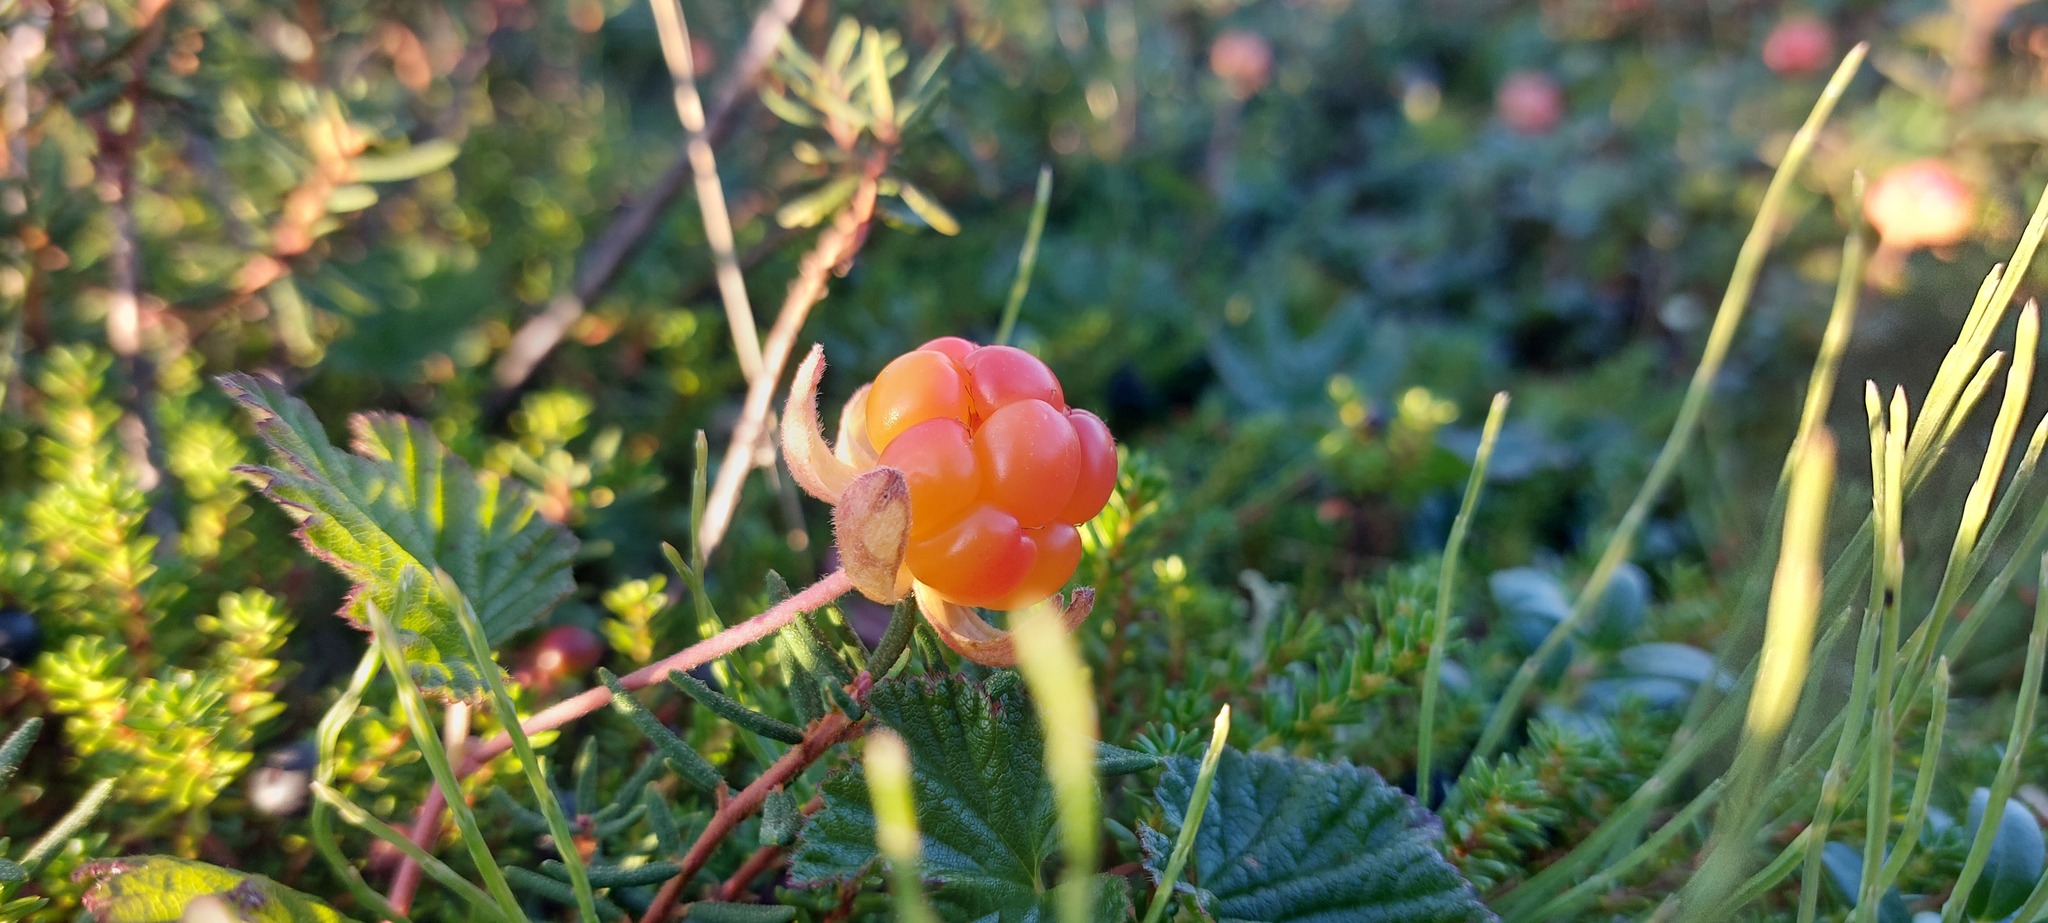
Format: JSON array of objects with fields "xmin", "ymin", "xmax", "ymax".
[
  {"xmin": 1865, "ymin": 159, "xmax": 1977, "ymax": 251},
  {"xmin": 1495, "ymin": 70, "xmax": 1564, "ymax": 136},
  {"xmin": 1762, "ymin": 15, "xmax": 1835, "ymax": 76},
  {"xmin": 1210, "ymin": 29, "xmax": 1273, "ymax": 99}
]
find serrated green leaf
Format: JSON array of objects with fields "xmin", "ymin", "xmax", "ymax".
[
  {"xmin": 792, "ymin": 673, "xmax": 1079, "ymax": 919},
  {"xmin": 944, "ymin": 874, "xmax": 1132, "ymax": 923},
  {"xmin": 1139, "ymin": 749, "xmax": 1492, "ymax": 923},
  {"xmin": 682, "ymin": 901, "xmax": 798, "ymax": 922},
  {"xmin": 76, "ymin": 856, "xmax": 354, "ymax": 923},
  {"xmin": 221, "ymin": 374, "xmax": 578, "ymax": 702}
]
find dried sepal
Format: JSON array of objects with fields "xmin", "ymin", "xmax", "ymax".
[
  {"xmin": 835, "ymin": 384, "xmax": 881, "ymax": 469},
  {"xmin": 835, "ymin": 467, "xmax": 914, "ymax": 603},
  {"xmin": 912, "ymin": 584, "xmax": 1097, "ymax": 667},
  {"xmin": 782, "ymin": 344, "xmax": 862, "ymax": 504}
]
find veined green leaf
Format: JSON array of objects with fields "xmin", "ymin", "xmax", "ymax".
[
  {"xmin": 1139, "ymin": 748, "xmax": 1492, "ymax": 923},
  {"xmin": 221, "ymin": 374, "xmax": 578, "ymax": 702},
  {"xmin": 792, "ymin": 673, "xmax": 1081, "ymax": 920},
  {"xmin": 77, "ymin": 856, "xmax": 354, "ymax": 923}
]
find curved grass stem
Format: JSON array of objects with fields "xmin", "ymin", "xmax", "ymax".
[{"xmin": 1470, "ymin": 43, "xmax": 1868, "ymax": 765}]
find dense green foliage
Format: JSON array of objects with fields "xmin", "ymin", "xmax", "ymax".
[{"xmin": 10, "ymin": 0, "xmax": 2048, "ymax": 921}]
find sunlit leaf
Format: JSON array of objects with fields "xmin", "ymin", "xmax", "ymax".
[
  {"xmin": 776, "ymin": 176, "xmax": 861, "ymax": 229},
  {"xmin": 1139, "ymin": 748, "xmax": 1491, "ymax": 923},
  {"xmin": 222, "ymin": 373, "xmax": 578, "ymax": 702},
  {"xmin": 894, "ymin": 179, "xmax": 959, "ymax": 236},
  {"xmin": 77, "ymin": 856, "xmax": 352, "ymax": 923},
  {"xmin": 349, "ymin": 139, "xmax": 462, "ymax": 183},
  {"xmin": 794, "ymin": 673, "xmax": 1102, "ymax": 921}
]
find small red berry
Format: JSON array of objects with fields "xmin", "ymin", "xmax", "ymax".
[
  {"xmin": 1865, "ymin": 159, "xmax": 1976, "ymax": 251},
  {"xmin": 1763, "ymin": 16, "xmax": 1834, "ymax": 77},
  {"xmin": 1495, "ymin": 71, "xmax": 1564, "ymax": 136},
  {"xmin": 524, "ymin": 625, "xmax": 605, "ymax": 686},
  {"xmin": 1210, "ymin": 29, "xmax": 1273, "ymax": 99}
]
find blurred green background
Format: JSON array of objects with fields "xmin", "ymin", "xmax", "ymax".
[{"xmin": 7, "ymin": 0, "xmax": 2048, "ymax": 917}]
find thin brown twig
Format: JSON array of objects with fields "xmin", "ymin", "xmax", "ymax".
[
  {"xmin": 82, "ymin": 0, "xmax": 180, "ymax": 563},
  {"xmin": 490, "ymin": 0, "xmax": 808, "ymax": 400},
  {"xmin": 650, "ymin": 0, "xmax": 763, "ymax": 383},
  {"xmin": 714, "ymin": 794, "xmax": 822, "ymax": 901},
  {"xmin": 644, "ymin": 711, "xmax": 865, "ymax": 923},
  {"xmin": 696, "ymin": 155, "xmax": 888, "ymax": 559}
]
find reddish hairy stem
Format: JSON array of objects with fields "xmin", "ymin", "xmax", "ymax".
[
  {"xmin": 383, "ymin": 569, "xmax": 851, "ymax": 914},
  {"xmin": 715, "ymin": 795, "xmax": 823, "ymax": 901},
  {"xmin": 463, "ymin": 569, "xmax": 851, "ymax": 774},
  {"xmin": 386, "ymin": 787, "xmax": 444, "ymax": 913},
  {"xmin": 643, "ymin": 712, "xmax": 866, "ymax": 923},
  {"xmin": 387, "ymin": 703, "xmax": 470, "ymax": 912}
]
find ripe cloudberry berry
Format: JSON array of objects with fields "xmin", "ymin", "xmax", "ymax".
[{"xmin": 859, "ymin": 338, "xmax": 1117, "ymax": 609}]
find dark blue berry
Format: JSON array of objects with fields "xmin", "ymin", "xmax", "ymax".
[{"xmin": 0, "ymin": 608, "xmax": 41, "ymax": 671}]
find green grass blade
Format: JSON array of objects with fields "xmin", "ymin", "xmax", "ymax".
[
  {"xmin": 867, "ymin": 731, "xmax": 940, "ymax": 923},
  {"xmin": 1141, "ymin": 706, "xmax": 1231, "ymax": 923},
  {"xmin": 1417, "ymin": 392, "xmax": 1508, "ymax": 807},
  {"xmin": 1014, "ymin": 603, "xmax": 1104, "ymax": 923},
  {"xmin": 446, "ymin": 574, "xmax": 600, "ymax": 923},
  {"xmin": 994, "ymin": 165, "xmax": 1054, "ymax": 346},
  {"xmin": 1941, "ymin": 556, "xmax": 2048, "ymax": 923},
  {"xmin": 1784, "ymin": 176, "xmax": 1867, "ymax": 486},
  {"xmin": 364, "ymin": 589, "xmax": 528, "ymax": 923},
  {"xmin": 1875, "ymin": 659, "xmax": 1950, "ymax": 889},
  {"xmin": 308, "ymin": 651, "xmax": 413, "ymax": 923},
  {"xmin": 313, "ymin": 783, "xmax": 505, "ymax": 921},
  {"xmin": 1471, "ymin": 43, "xmax": 1867, "ymax": 764},
  {"xmin": 1676, "ymin": 428, "xmax": 1836, "ymax": 922}
]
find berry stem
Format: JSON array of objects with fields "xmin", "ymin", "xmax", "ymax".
[
  {"xmin": 639, "ymin": 712, "xmax": 864, "ymax": 923},
  {"xmin": 458, "ymin": 568, "xmax": 854, "ymax": 774}
]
